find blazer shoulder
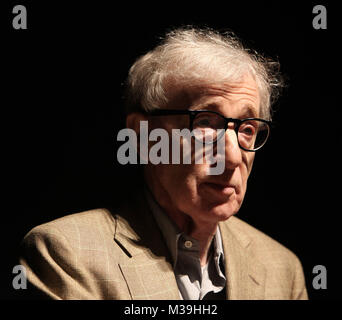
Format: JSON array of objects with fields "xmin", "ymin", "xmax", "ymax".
[
  {"xmin": 19, "ymin": 208, "xmax": 132, "ymax": 299},
  {"xmin": 226, "ymin": 215, "xmax": 300, "ymax": 263},
  {"xmin": 225, "ymin": 216, "xmax": 308, "ymax": 299},
  {"xmin": 24, "ymin": 208, "xmax": 116, "ymax": 242}
]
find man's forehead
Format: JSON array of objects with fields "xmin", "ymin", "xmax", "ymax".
[
  {"xmin": 192, "ymin": 101, "xmax": 259, "ymax": 118},
  {"xmin": 166, "ymin": 79, "xmax": 260, "ymax": 116}
]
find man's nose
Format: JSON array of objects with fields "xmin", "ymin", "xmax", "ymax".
[{"xmin": 224, "ymin": 128, "xmax": 242, "ymax": 169}]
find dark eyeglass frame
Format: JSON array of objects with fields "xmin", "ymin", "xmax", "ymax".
[{"xmin": 146, "ymin": 109, "xmax": 272, "ymax": 152}]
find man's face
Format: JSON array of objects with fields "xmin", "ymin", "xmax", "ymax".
[{"xmin": 144, "ymin": 75, "xmax": 260, "ymax": 228}]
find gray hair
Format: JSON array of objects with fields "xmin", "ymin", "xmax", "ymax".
[{"xmin": 124, "ymin": 27, "xmax": 283, "ymax": 120}]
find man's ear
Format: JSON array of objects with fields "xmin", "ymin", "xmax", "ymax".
[
  {"xmin": 126, "ymin": 112, "xmax": 148, "ymax": 134},
  {"xmin": 126, "ymin": 112, "xmax": 149, "ymax": 163}
]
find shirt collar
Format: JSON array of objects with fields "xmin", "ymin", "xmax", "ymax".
[{"xmin": 144, "ymin": 186, "xmax": 181, "ymax": 265}]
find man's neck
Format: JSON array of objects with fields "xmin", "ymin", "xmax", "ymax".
[
  {"xmin": 144, "ymin": 170, "xmax": 218, "ymax": 266},
  {"xmin": 155, "ymin": 203, "xmax": 218, "ymax": 266},
  {"xmin": 187, "ymin": 220, "xmax": 218, "ymax": 266}
]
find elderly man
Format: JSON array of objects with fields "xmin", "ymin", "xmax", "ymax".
[{"xmin": 19, "ymin": 27, "xmax": 308, "ymax": 300}]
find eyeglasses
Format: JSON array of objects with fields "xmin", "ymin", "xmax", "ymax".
[{"xmin": 147, "ymin": 109, "xmax": 271, "ymax": 152}]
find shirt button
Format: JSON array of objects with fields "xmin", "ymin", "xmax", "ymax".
[{"xmin": 184, "ymin": 240, "xmax": 193, "ymax": 249}]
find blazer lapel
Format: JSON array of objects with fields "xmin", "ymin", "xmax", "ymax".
[
  {"xmin": 219, "ymin": 218, "xmax": 266, "ymax": 300},
  {"xmin": 113, "ymin": 194, "xmax": 180, "ymax": 300}
]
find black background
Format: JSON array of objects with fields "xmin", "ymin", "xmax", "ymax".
[{"xmin": 1, "ymin": 0, "xmax": 341, "ymax": 300}]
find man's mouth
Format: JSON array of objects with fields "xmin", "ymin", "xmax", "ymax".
[{"xmin": 201, "ymin": 182, "xmax": 236, "ymax": 197}]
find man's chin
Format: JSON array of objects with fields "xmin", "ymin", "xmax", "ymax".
[{"xmin": 201, "ymin": 200, "xmax": 240, "ymax": 222}]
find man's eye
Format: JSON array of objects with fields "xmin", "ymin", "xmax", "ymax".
[
  {"xmin": 195, "ymin": 118, "xmax": 212, "ymax": 127},
  {"xmin": 240, "ymin": 124, "xmax": 256, "ymax": 136},
  {"xmin": 193, "ymin": 116, "xmax": 216, "ymax": 128}
]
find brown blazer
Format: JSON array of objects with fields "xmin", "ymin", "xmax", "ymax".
[{"xmin": 19, "ymin": 193, "xmax": 308, "ymax": 300}]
